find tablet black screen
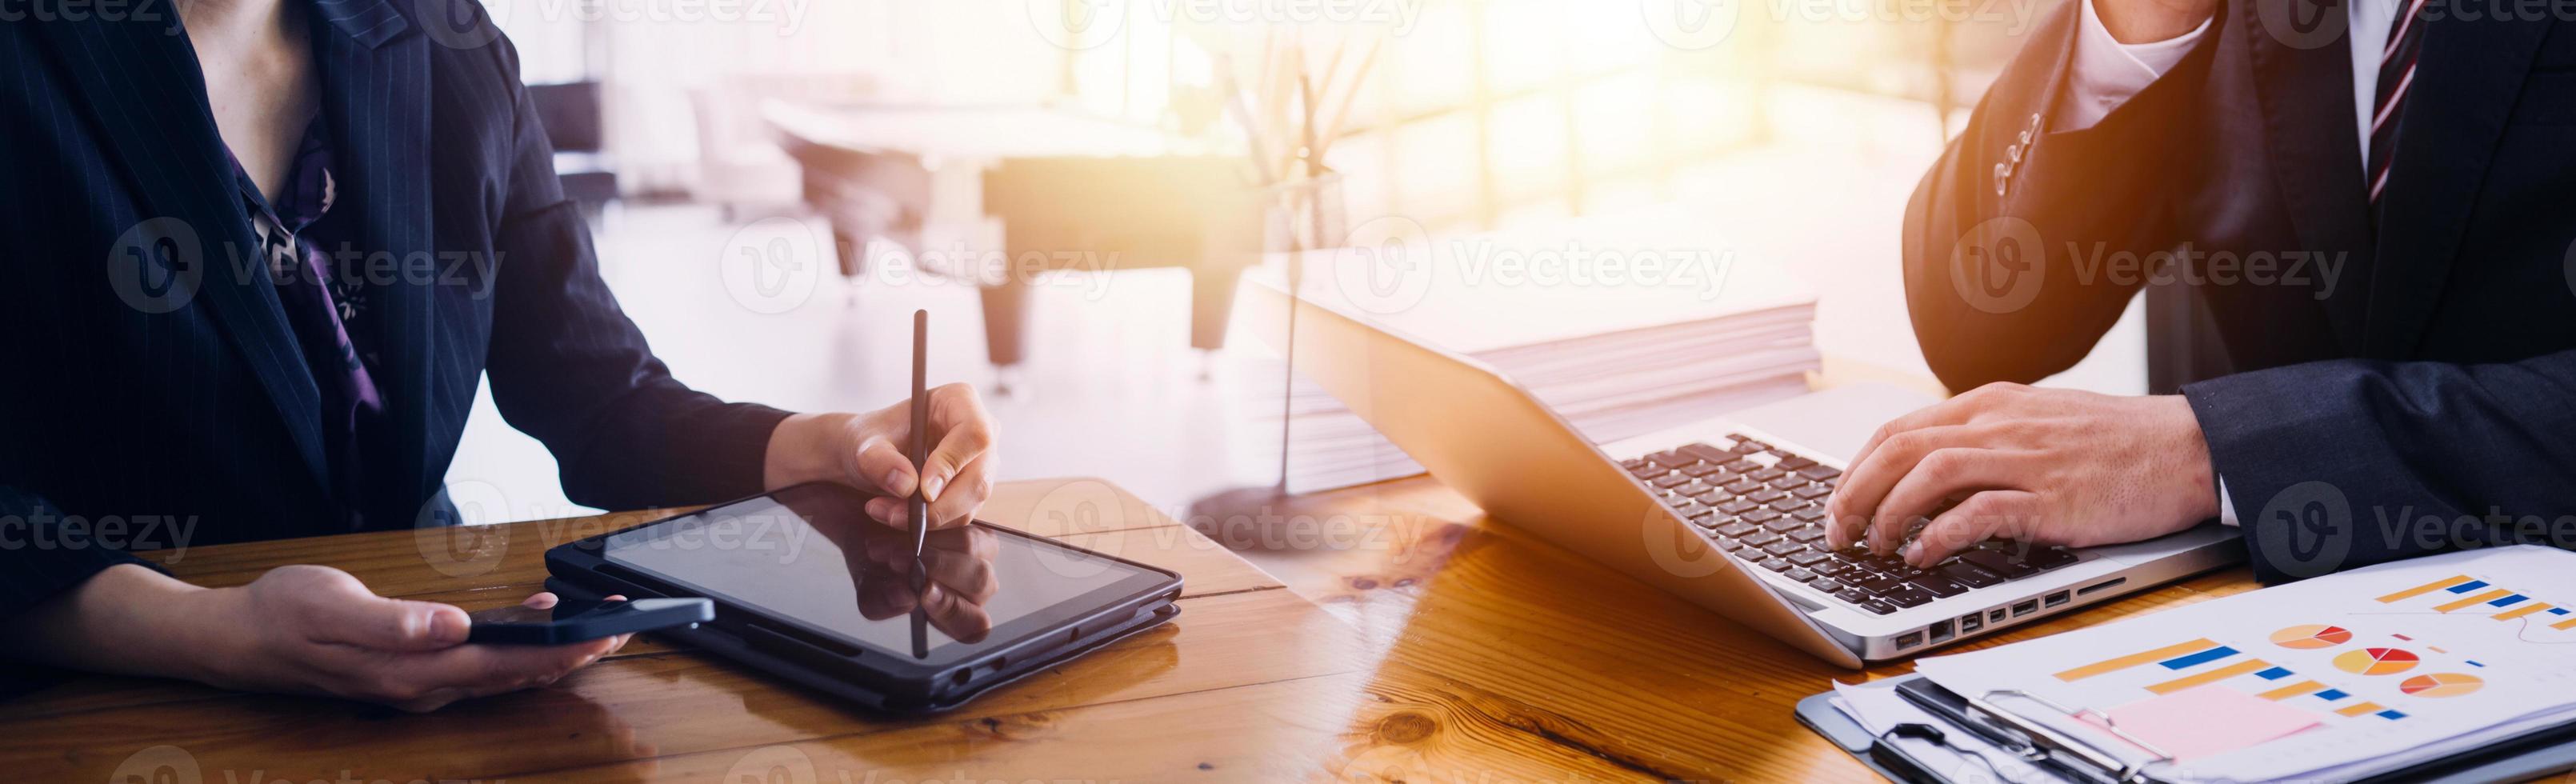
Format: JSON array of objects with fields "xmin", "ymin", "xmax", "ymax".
[{"xmin": 600, "ymin": 483, "xmax": 1170, "ymax": 663}]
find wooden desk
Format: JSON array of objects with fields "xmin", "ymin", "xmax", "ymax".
[{"xmin": 0, "ymin": 478, "xmax": 2259, "ymax": 782}]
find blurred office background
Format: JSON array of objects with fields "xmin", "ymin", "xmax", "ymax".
[{"xmin": 445, "ymin": 0, "xmax": 2149, "ymax": 532}]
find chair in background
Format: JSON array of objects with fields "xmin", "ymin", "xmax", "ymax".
[
  {"xmin": 689, "ymin": 74, "xmax": 880, "ymax": 222},
  {"xmin": 526, "ymin": 81, "xmax": 620, "ymax": 221}
]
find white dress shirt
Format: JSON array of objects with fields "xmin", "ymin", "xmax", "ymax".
[
  {"xmin": 2062, "ymin": 0, "xmax": 2402, "ymax": 171},
  {"xmin": 2057, "ymin": 0, "xmax": 2400, "ymax": 525}
]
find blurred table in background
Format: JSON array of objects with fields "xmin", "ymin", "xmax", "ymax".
[{"xmin": 767, "ymin": 102, "xmax": 1262, "ymax": 376}]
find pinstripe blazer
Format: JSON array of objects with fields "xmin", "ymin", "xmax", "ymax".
[{"xmin": 0, "ymin": 0, "xmax": 790, "ymax": 618}]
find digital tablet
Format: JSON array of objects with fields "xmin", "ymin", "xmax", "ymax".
[{"xmin": 544, "ymin": 482, "xmax": 1183, "ymax": 713}]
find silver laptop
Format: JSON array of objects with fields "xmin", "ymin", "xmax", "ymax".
[{"xmin": 1254, "ymin": 286, "xmax": 2246, "ymax": 667}]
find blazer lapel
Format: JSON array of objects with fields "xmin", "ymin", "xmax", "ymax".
[
  {"xmin": 2242, "ymin": 0, "xmax": 2378, "ymax": 356},
  {"xmin": 308, "ymin": 0, "xmax": 441, "ymax": 494},
  {"xmin": 34, "ymin": 12, "xmax": 333, "ymax": 489},
  {"xmin": 2365, "ymin": 14, "xmax": 2550, "ymax": 358}
]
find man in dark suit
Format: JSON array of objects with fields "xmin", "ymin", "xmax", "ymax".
[
  {"xmin": 1823, "ymin": 0, "xmax": 2576, "ymax": 582},
  {"xmin": 0, "ymin": 0, "xmax": 994, "ymax": 709}
]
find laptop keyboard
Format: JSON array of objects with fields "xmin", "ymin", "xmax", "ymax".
[{"xmin": 1622, "ymin": 435, "xmax": 2080, "ymax": 616}]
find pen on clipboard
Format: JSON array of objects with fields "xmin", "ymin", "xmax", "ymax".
[{"xmin": 908, "ymin": 309, "xmax": 930, "ymax": 658}]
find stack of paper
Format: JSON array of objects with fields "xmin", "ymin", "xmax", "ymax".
[
  {"xmin": 1850, "ymin": 546, "xmax": 2576, "ymax": 782},
  {"xmin": 1234, "ymin": 207, "xmax": 1821, "ymax": 493}
]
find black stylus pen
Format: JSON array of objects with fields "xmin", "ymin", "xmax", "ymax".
[
  {"xmin": 907, "ymin": 310, "xmax": 930, "ymax": 658},
  {"xmin": 906, "ymin": 310, "xmax": 930, "ymax": 582}
]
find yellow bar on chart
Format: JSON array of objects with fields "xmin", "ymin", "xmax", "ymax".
[
  {"xmin": 2378, "ymin": 575, "xmax": 2475, "ymax": 602},
  {"xmin": 2337, "ymin": 702, "xmax": 2390, "ymax": 718},
  {"xmin": 2146, "ymin": 659, "xmax": 2273, "ymax": 694},
  {"xmin": 2258, "ymin": 680, "xmax": 2330, "ymax": 701},
  {"xmin": 2435, "ymin": 589, "xmax": 2514, "ymax": 613},
  {"xmin": 2556, "ymin": 617, "xmax": 2576, "ymax": 631},
  {"xmin": 2054, "ymin": 638, "xmax": 2222, "ymax": 682},
  {"xmin": 2494, "ymin": 602, "xmax": 2554, "ymax": 621}
]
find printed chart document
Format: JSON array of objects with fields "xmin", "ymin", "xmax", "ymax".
[{"xmin": 1910, "ymin": 545, "xmax": 2576, "ymax": 782}]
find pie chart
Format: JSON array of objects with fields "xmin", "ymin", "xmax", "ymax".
[
  {"xmin": 2334, "ymin": 647, "xmax": 2421, "ymax": 676},
  {"xmin": 2270, "ymin": 624, "xmax": 2355, "ymax": 649},
  {"xmin": 2400, "ymin": 673, "xmax": 2484, "ymax": 698}
]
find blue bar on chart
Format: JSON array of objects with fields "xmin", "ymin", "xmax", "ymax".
[{"xmin": 2158, "ymin": 646, "xmax": 2240, "ymax": 670}]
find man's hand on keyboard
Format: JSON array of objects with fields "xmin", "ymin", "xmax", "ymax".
[{"xmin": 1821, "ymin": 383, "xmax": 2220, "ymax": 567}]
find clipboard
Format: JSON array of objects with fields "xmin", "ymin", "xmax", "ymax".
[{"xmin": 1797, "ymin": 674, "xmax": 2576, "ymax": 783}]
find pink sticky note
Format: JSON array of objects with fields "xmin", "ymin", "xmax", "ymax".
[{"xmin": 2079, "ymin": 685, "xmax": 2324, "ymax": 761}]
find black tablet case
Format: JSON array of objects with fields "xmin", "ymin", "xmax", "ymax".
[{"xmin": 545, "ymin": 513, "xmax": 1182, "ymax": 714}]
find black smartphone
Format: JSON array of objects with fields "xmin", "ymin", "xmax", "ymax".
[{"xmin": 466, "ymin": 598, "xmax": 716, "ymax": 645}]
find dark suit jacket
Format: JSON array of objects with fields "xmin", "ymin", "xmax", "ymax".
[
  {"xmin": 1905, "ymin": 0, "xmax": 2576, "ymax": 582},
  {"xmin": 0, "ymin": 0, "xmax": 789, "ymax": 617}
]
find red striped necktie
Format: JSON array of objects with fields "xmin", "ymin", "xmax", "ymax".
[{"xmin": 2367, "ymin": 0, "xmax": 2431, "ymax": 206}]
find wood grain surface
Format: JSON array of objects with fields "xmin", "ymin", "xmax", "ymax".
[{"xmin": 0, "ymin": 476, "xmax": 2261, "ymax": 782}]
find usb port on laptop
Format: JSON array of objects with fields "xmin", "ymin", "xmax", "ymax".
[
  {"xmin": 2043, "ymin": 590, "xmax": 2070, "ymax": 608},
  {"xmin": 2012, "ymin": 599, "xmax": 2038, "ymax": 617}
]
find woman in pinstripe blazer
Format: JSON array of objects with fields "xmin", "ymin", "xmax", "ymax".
[{"xmin": 0, "ymin": 0, "xmax": 998, "ymax": 710}]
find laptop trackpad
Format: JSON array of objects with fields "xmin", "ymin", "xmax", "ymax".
[{"xmin": 1726, "ymin": 383, "xmax": 1939, "ymax": 462}]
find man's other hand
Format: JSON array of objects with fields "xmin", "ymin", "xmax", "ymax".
[{"xmin": 1821, "ymin": 383, "xmax": 2221, "ymax": 567}]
